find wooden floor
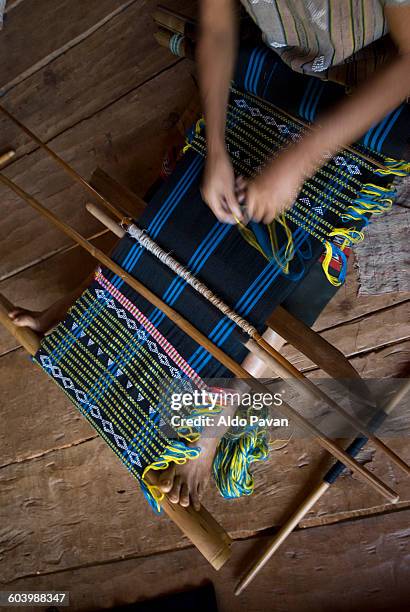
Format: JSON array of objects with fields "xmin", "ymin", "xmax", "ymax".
[{"xmin": 0, "ymin": 2, "xmax": 409, "ymax": 611}]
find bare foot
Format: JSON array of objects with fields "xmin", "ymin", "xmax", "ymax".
[
  {"xmin": 8, "ymin": 308, "xmax": 54, "ymax": 333},
  {"xmin": 150, "ymin": 436, "xmax": 220, "ymax": 511},
  {"xmin": 8, "ymin": 294, "xmax": 77, "ymax": 334}
]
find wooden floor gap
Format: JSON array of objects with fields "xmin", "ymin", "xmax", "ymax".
[
  {"xmin": 315, "ymin": 296, "xmax": 410, "ymax": 335},
  {"xmin": 0, "ymin": 229, "xmax": 109, "ymax": 284},
  {"xmin": 5, "ymin": 503, "xmax": 410, "ymax": 586},
  {"xmin": 0, "ymin": 434, "xmax": 98, "ymax": 472}
]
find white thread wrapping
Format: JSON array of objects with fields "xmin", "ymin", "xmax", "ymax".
[{"xmin": 127, "ymin": 224, "xmax": 258, "ymax": 338}]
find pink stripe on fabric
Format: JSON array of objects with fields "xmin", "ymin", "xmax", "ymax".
[{"xmin": 95, "ymin": 269, "xmax": 205, "ymax": 388}]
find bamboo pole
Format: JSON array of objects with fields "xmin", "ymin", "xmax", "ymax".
[
  {"xmin": 159, "ymin": 497, "xmax": 232, "ymax": 570},
  {"xmin": 234, "ymin": 379, "xmax": 410, "ymax": 594},
  {"xmin": 88, "ymin": 203, "xmax": 408, "ymax": 476}
]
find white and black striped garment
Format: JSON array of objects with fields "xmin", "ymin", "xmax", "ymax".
[{"xmin": 240, "ymin": 0, "xmax": 408, "ymax": 85}]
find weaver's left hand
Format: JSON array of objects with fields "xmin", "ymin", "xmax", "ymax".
[{"xmin": 244, "ymin": 151, "xmax": 307, "ymax": 224}]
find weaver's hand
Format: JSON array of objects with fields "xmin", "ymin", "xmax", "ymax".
[
  {"xmin": 201, "ymin": 149, "xmax": 243, "ymax": 224},
  {"xmin": 246, "ymin": 152, "xmax": 306, "ymax": 224}
]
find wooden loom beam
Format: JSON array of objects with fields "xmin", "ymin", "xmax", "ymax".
[{"xmin": 89, "ymin": 170, "xmax": 370, "ymax": 392}]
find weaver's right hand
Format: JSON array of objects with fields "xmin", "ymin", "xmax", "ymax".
[{"xmin": 201, "ymin": 149, "xmax": 243, "ymax": 224}]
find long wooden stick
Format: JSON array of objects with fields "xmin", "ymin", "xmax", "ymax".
[
  {"xmin": 235, "ymin": 378, "xmax": 410, "ymax": 594},
  {"xmin": 110, "ymin": 211, "xmax": 409, "ymax": 475},
  {"xmin": 0, "ymin": 104, "xmax": 134, "ymax": 220}
]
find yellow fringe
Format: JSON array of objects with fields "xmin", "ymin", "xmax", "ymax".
[
  {"xmin": 236, "ymin": 218, "xmax": 271, "ymax": 262},
  {"xmin": 322, "ymin": 242, "xmax": 342, "ymax": 287},
  {"xmin": 183, "ymin": 117, "xmax": 205, "ymax": 154},
  {"xmin": 374, "ymin": 158, "xmax": 410, "ymax": 177}
]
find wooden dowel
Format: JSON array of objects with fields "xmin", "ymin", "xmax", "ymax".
[
  {"xmin": 0, "ymin": 293, "xmax": 41, "ymax": 356},
  {"xmin": 86, "ymin": 203, "xmax": 125, "ymax": 238},
  {"xmin": 235, "ymin": 379, "xmax": 410, "ymax": 594},
  {"xmin": 0, "ymin": 150, "xmax": 15, "ymax": 166},
  {"xmin": 88, "ymin": 204, "xmax": 408, "ymax": 476},
  {"xmin": 235, "ymin": 481, "xmax": 331, "ymax": 595},
  {"xmin": 10, "ymin": 190, "xmax": 391, "ymax": 501},
  {"xmin": 160, "ymin": 497, "xmax": 232, "ymax": 570},
  {"xmin": 0, "ymin": 104, "xmax": 128, "ymax": 220},
  {"xmin": 154, "ymin": 29, "xmax": 189, "ymax": 58}
]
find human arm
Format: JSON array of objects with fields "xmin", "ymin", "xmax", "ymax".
[
  {"xmin": 246, "ymin": 4, "xmax": 410, "ymax": 224},
  {"xmin": 198, "ymin": 0, "xmax": 243, "ymax": 223}
]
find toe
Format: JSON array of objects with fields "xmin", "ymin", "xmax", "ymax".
[
  {"xmin": 9, "ymin": 309, "xmax": 38, "ymax": 330},
  {"xmin": 179, "ymin": 483, "xmax": 190, "ymax": 507},
  {"xmin": 192, "ymin": 484, "xmax": 201, "ymax": 512},
  {"xmin": 158, "ymin": 464, "xmax": 175, "ymax": 493},
  {"xmin": 13, "ymin": 314, "xmax": 37, "ymax": 328},
  {"xmin": 197, "ymin": 481, "xmax": 205, "ymax": 502},
  {"xmin": 8, "ymin": 309, "xmax": 24, "ymax": 321},
  {"xmin": 168, "ymin": 475, "xmax": 182, "ymax": 504}
]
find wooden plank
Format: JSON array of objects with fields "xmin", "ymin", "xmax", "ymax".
[
  {"xmin": 0, "ymin": 0, "xmax": 140, "ymax": 94},
  {"xmin": 0, "ymin": 0, "xmax": 192, "ymax": 161},
  {"xmin": 90, "ymin": 168, "xmax": 147, "ymax": 218},
  {"xmin": 0, "ymin": 342, "xmax": 408, "ymax": 581},
  {"xmin": 6, "ymin": 510, "xmax": 410, "ymax": 612},
  {"xmin": 0, "ymin": 350, "xmax": 96, "ymax": 470},
  {"xmin": 313, "ymin": 257, "xmax": 410, "ymax": 332},
  {"xmin": 0, "ymin": 61, "xmax": 196, "ymax": 280},
  {"xmin": 282, "ymin": 300, "xmax": 410, "ymax": 372},
  {"xmin": 0, "ymin": 233, "xmax": 116, "ymax": 356}
]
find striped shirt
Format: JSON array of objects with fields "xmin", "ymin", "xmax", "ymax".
[{"xmin": 240, "ymin": 0, "xmax": 407, "ymax": 85}]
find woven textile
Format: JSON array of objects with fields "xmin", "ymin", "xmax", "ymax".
[{"xmin": 34, "ymin": 42, "xmax": 409, "ymax": 511}]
